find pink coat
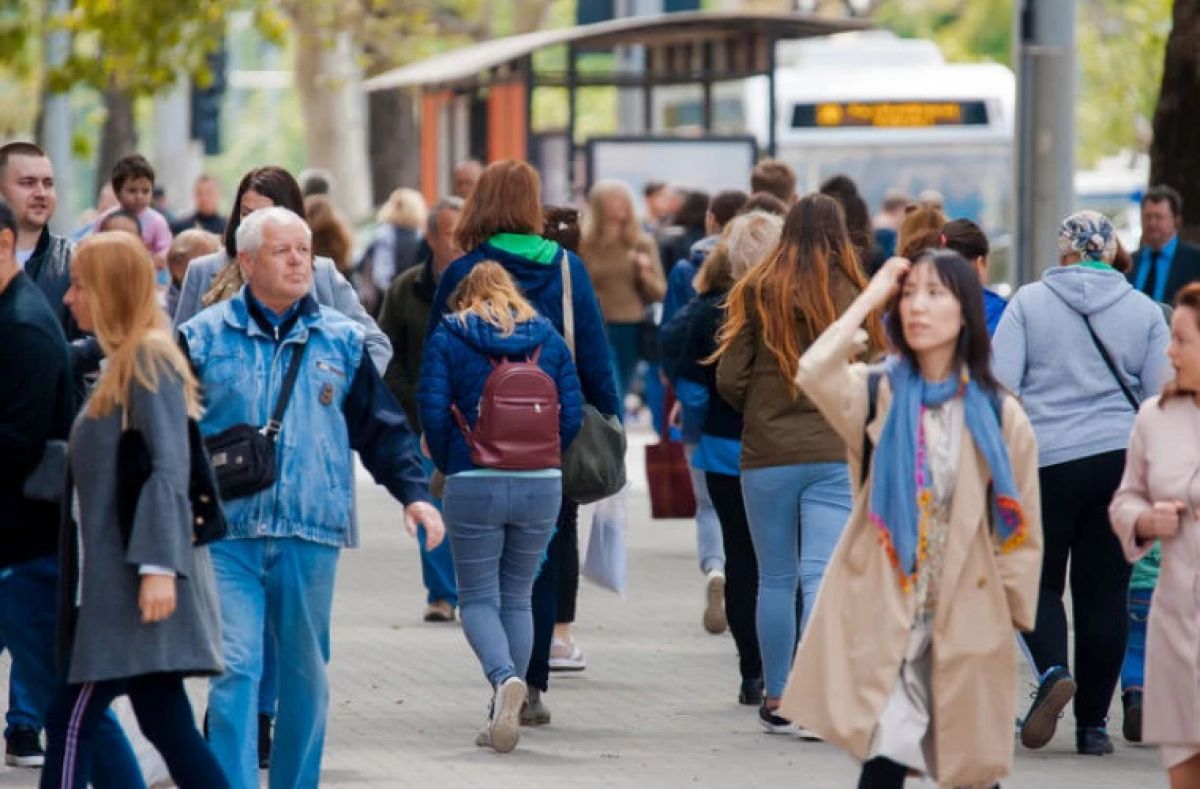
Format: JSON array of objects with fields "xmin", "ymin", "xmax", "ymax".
[{"xmin": 1110, "ymin": 394, "xmax": 1200, "ymax": 747}]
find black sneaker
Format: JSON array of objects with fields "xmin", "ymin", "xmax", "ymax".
[
  {"xmin": 1122, "ymin": 689, "xmax": 1143, "ymax": 743},
  {"xmin": 739, "ymin": 678, "xmax": 764, "ymax": 706},
  {"xmin": 759, "ymin": 702, "xmax": 794, "ymax": 735},
  {"xmin": 258, "ymin": 713, "xmax": 272, "ymax": 769},
  {"xmin": 1077, "ymin": 726, "xmax": 1115, "ymax": 755},
  {"xmin": 4, "ymin": 726, "xmax": 45, "ymax": 768},
  {"xmin": 1019, "ymin": 666, "xmax": 1076, "ymax": 749}
]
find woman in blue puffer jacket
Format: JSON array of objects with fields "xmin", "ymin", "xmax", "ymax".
[{"xmin": 418, "ymin": 261, "xmax": 583, "ymax": 754}]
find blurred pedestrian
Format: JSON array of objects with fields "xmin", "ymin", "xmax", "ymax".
[
  {"xmin": 677, "ymin": 211, "xmax": 783, "ymax": 704},
  {"xmin": 872, "ymin": 188, "xmax": 909, "ymax": 263},
  {"xmin": 453, "ymin": 160, "xmax": 483, "ymax": 201},
  {"xmin": 750, "ymin": 159, "xmax": 797, "ymax": 205},
  {"xmin": 165, "ymin": 229, "xmax": 220, "ymax": 319},
  {"xmin": 357, "ymin": 188, "xmax": 426, "ymax": 315},
  {"xmin": 170, "ymin": 175, "xmax": 226, "ymax": 236},
  {"xmin": 662, "ymin": 189, "xmax": 748, "ymax": 326},
  {"xmin": 1130, "ymin": 186, "xmax": 1200, "ymax": 305},
  {"xmin": 378, "ymin": 196, "xmax": 464, "ymax": 623},
  {"xmin": 897, "ymin": 204, "xmax": 947, "ymax": 261},
  {"xmin": 177, "ymin": 207, "xmax": 441, "ymax": 789},
  {"xmin": 743, "ymin": 191, "xmax": 788, "ymax": 217},
  {"xmin": 1110, "ymin": 283, "xmax": 1200, "ymax": 787},
  {"xmin": 418, "ymin": 262, "xmax": 582, "ymax": 753},
  {"xmin": 304, "ymin": 194, "xmax": 353, "ymax": 277},
  {"xmin": 96, "ymin": 210, "xmax": 140, "ymax": 238},
  {"xmin": 819, "ymin": 175, "xmax": 875, "ymax": 276},
  {"xmin": 642, "ymin": 181, "xmax": 675, "ymax": 235},
  {"xmin": 939, "ymin": 218, "xmax": 1006, "ymax": 335},
  {"xmin": 95, "ymin": 155, "xmax": 172, "ymax": 263},
  {"xmin": 715, "ymin": 194, "xmax": 884, "ymax": 734},
  {"xmin": 44, "ymin": 231, "xmax": 227, "ymax": 789},
  {"xmin": 781, "ymin": 251, "xmax": 1042, "ymax": 788},
  {"xmin": 994, "ymin": 211, "xmax": 1172, "ymax": 756},
  {"xmin": 580, "ymin": 179, "xmax": 665, "ymax": 408},
  {"xmin": 659, "ymin": 190, "xmax": 710, "ymax": 278},
  {"xmin": 298, "ymin": 168, "xmax": 332, "ymax": 198}
]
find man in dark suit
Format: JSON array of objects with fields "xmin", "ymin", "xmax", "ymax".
[{"xmin": 1129, "ymin": 184, "xmax": 1200, "ymax": 304}]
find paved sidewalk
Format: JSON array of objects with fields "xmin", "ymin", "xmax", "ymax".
[{"xmin": 1, "ymin": 426, "xmax": 1166, "ymax": 787}]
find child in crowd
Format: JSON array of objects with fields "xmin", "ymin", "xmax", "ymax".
[
  {"xmin": 96, "ymin": 210, "xmax": 141, "ymax": 238},
  {"xmin": 96, "ymin": 154, "xmax": 173, "ymax": 264},
  {"xmin": 164, "ymin": 229, "xmax": 220, "ymax": 319}
]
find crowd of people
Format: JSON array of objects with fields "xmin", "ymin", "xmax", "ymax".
[{"xmin": 2, "ymin": 134, "xmax": 1200, "ymax": 789}]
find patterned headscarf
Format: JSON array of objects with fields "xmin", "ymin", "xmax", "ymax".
[{"xmin": 1056, "ymin": 210, "xmax": 1117, "ymax": 263}]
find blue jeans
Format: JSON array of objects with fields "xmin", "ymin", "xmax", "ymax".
[
  {"xmin": 741, "ymin": 463, "xmax": 853, "ymax": 698},
  {"xmin": 418, "ymin": 451, "xmax": 458, "ymax": 606},
  {"xmin": 443, "ymin": 475, "xmax": 561, "ymax": 687},
  {"xmin": 208, "ymin": 538, "xmax": 339, "ymax": 789},
  {"xmin": 0, "ymin": 557, "xmax": 140, "ymax": 786},
  {"xmin": 3, "ymin": 641, "xmax": 39, "ymax": 735},
  {"xmin": 606, "ymin": 322, "xmax": 640, "ymax": 409},
  {"xmin": 684, "ymin": 444, "xmax": 725, "ymax": 574},
  {"xmin": 1121, "ymin": 587, "xmax": 1152, "ymax": 690}
]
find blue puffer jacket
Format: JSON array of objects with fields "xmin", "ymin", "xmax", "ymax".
[
  {"xmin": 419, "ymin": 312, "xmax": 584, "ymax": 475},
  {"xmin": 428, "ymin": 242, "xmax": 620, "ymax": 418}
]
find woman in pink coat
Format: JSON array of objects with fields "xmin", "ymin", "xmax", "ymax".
[{"xmin": 1111, "ymin": 282, "xmax": 1200, "ymax": 788}]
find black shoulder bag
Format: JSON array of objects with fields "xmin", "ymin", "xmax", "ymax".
[
  {"xmin": 1082, "ymin": 316, "xmax": 1141, "ymax": 412},
  {"xmin": 203, "ymin": 341, "xmax": 308, "ymax": 501}
]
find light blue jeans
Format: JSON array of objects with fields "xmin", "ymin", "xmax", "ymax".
[
  {"xmin": 741, "ymin": 463, "xmax": 852, "ymax": 698},
  {"xmin": 684, "ymin": 444, "xmax": 725, "ymax": 575},
  {"xmin": 208, "ymin": 537, "xmax": 339, "ymax": 789},
  {"xmin": 443, "ymin": 475, "xmax": 561, "ymax": 687}
]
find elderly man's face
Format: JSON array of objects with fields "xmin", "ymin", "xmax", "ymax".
[
  {"xmin": 240, "ymin": 219, "xmax": 313, "ymax": 311},
  {"xmin": 453, "ymin": 163, "xmax": 482, "ymax": 200},
  {"xmin": 1141, "ymin": 198, "xmax": 1178, "ymax": 252},
  {"xmin": 428, "ymin": 207, "xmax": 463, "ymax": 274}
]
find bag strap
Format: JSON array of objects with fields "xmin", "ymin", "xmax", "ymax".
[
  {"xmin": 860, "ymin": 370, "xmax": 883, "ymax": 487},
  {"xmin": 264, "ymin": 341, "xmax": 308, "ymax": 440},
  {"xmin": 1082, "ymin": 314, "xmax": 1140, "ymax": 411},
  {"xmin": 560, "ymin": 250, "xmax": 575, "ymax": 359}
]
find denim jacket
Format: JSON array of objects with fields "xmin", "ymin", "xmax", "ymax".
[{"xmin": 179, "ymin": 287, "xmax": 428, "ymax": 548}]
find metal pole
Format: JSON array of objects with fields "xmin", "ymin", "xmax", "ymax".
[
  {"xmin": 42, "ymin": 0, "xmax": 72, "ymax": 235},
  {"xmin": 766, "ymin": 35, "xmax": 778, "ymax": 158},
  {"xmin": 701, "ymin": 42, "xmax": 713, "ymax": 133},
  {"xmin": 566, "ymin": 42, "xmax": 577, "ymax": 198},
  {"xmin": 1012, "ymin": 0, "xmax": 1076, "ymax": 285}
]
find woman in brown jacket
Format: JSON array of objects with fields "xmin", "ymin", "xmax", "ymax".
[
  {"xmin": 714, "ymin": 193, "xmax": 883, "ymax": 733},
  {"xmin": 779, "ymin": 251, "xmax": 1043, "ymax": 788},
  {"xmin": 579, "ymin": 179, "xmax": 665, "ymax": 405},
  {"xmin": 1110, "ymin": 283, "xmax": 1200, "ymax": 788}
]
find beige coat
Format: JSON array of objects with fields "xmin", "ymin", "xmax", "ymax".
[
  {"xmin": 1110, "ymin": 395, "xmax": 1200, "ymax": 748},
  {"xmin": 777, "ymin": 317, "xmax": 1043, "ymax": 788}
]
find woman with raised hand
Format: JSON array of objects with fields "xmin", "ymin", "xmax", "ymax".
[
  {"xmin": 714, "ymin": 193, "xmax": 884, "ymax": 734},
  {"xmin": 43, "ymin": 232, "xmax": 227, "ymax": 788},
  {"xmin": 781, "ymin": 250, "xmax": 1042, "ymax": 788}
]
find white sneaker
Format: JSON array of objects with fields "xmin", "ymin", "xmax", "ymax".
[
  {"xmin": 703, "ymin": 570, "xmax": 728, "ymax": 635},
  {"xmin": 795, "ymin": 725, "xmax": 823, "ymax": 741},
  {"xmin": 489, "ymin": 677, "xmax": 527, "ymax": 753},
  {"xmin": 549, "ymin": 638, "xmax": 586, "ymax": 671}
]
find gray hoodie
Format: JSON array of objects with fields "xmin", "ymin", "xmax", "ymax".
[{"xmin": 993, "ymin": 264, "xmax": 1170, "ymax": 467}]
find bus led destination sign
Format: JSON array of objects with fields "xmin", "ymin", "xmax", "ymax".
[{"xmin": 791, "ymin": 100, "xmax": 990, "ymax": 129}]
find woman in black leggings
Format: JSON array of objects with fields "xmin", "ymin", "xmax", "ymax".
[{"xmin": 993, "ymin": 211, "xmax": 1172, "ymax": 755}]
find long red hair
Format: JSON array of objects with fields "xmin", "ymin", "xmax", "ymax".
[{"xmin": 711, "ymin": 193, "xmax": 884, "ymax": 390}]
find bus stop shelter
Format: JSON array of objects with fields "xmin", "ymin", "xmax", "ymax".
[{"xmin": 364, "ymin": 11, "xmax": 868, "ymax": 204}]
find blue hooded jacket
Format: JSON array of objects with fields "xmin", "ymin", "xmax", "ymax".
[
  {"xmin": 428, "ymin": 242, "xmax": 620, "ymax": 418},
  {"xmin": 418, "ymin": 312, "xmax": 584, "ymax": 475}
]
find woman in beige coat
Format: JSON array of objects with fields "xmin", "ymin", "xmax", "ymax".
[
  {"xmin": 1110, "ymin": 283, "xmax": 1200, "ymax": 788},
  {"xmin": 779, "ymin": 251, "xmax": 1043, "ymax": 788}
]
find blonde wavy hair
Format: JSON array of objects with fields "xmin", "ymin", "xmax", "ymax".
[
  {"xmin": 377, "ymin": 187, "xmax": 428, "ymax": 230},
  {"xmin": 581, "ymin": 179, "xmax": 641, "ymax": 249},
  {"xmin": 75, "ymin": 232, "xmax": 202, "ymax": 419},
  {"xmin": 449, "ymin": 261, "xmax": 539, "ymax": 337}
]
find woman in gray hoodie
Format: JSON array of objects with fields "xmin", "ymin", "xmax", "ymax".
[{"xmin": 993, "ymin": 211, "xmax": 1171, "ymax": 757}]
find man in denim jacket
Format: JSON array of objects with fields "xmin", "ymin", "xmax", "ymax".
[{"xmin": 179, "ymin": 207, "xmax": 443, "ymax": 789}]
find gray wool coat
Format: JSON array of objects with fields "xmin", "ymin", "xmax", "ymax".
[{"xmin": 62, "ymin": 370, "xmax": 223, "ymax": 683}]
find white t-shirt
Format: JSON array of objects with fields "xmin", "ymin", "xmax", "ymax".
[{"xmin": 16, "ymin": 247, "xmax": 34, "ymax": 269}]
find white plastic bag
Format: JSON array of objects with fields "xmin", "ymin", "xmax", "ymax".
[{"xmin": 582, "ymin": 486, "xmax": 629, "ymax": 595}]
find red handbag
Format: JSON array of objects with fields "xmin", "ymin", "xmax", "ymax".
[{"xmin": 645, "ymin": 439, "xmax": 697, "ymax": 519}]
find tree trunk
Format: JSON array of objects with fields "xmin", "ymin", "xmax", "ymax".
[
  {"xmin": 367, "ymin": 88, "xmax": 420, "ymax": 207},
  {"xmin": 97, "ymin": 85, "xmax": 136, "ymax": 194},
  {"xmin": 1149, "ymin": 0, "xmax": 1200, "ymax": 243},
  {"xmin": 292, "ymin": 6, "xmax": 372, "ymax": 221}
]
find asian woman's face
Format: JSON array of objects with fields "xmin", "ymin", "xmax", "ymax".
[
  {"xmin": 1168, "ymin": 305, "xmax": 1200, "ymax": 394},
  {"xmin": 898, "ymin": 261, "xmax": 963, "ymax": 358}
]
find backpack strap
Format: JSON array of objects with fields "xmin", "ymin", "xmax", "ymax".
[{"xmin": 560, "ymin": 251, "xmax": 575, "ymax": 358}]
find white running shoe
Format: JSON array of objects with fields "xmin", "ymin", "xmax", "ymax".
[
  {"xmin": 489, "ymin": 677, "xmax": 527, "ymax": 753},
  {"xmin": 549, "ymin": 638, "xmax": 586, "ymax": 671}
]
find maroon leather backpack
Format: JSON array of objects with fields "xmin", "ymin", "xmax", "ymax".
[{"xmin": 451, "ymin": 346, "xmax": 562, "ymax": 470}]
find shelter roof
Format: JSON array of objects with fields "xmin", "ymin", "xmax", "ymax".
[{"xmin": 364, "ymin": 11, "xmax": 868, "ymax": 93}]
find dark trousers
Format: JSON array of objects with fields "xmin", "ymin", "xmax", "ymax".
[
  {"xmin": 1021, "ymin": 450, "xmax": 1132, "ymax": 728},
  {"xmin": 555, "ymin": 504, "xmax": 579, "ymax": 625},
  {"xmin": 42, "ymin": 672, "xmax": 229, "ymax": 789},
  {"xmin": 706, "ymin": 472, "xmax": 763, "ymax": 682},
  {"xmin": 527, "ymin": 500, "xmax": 578, "ymax": 692}
]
